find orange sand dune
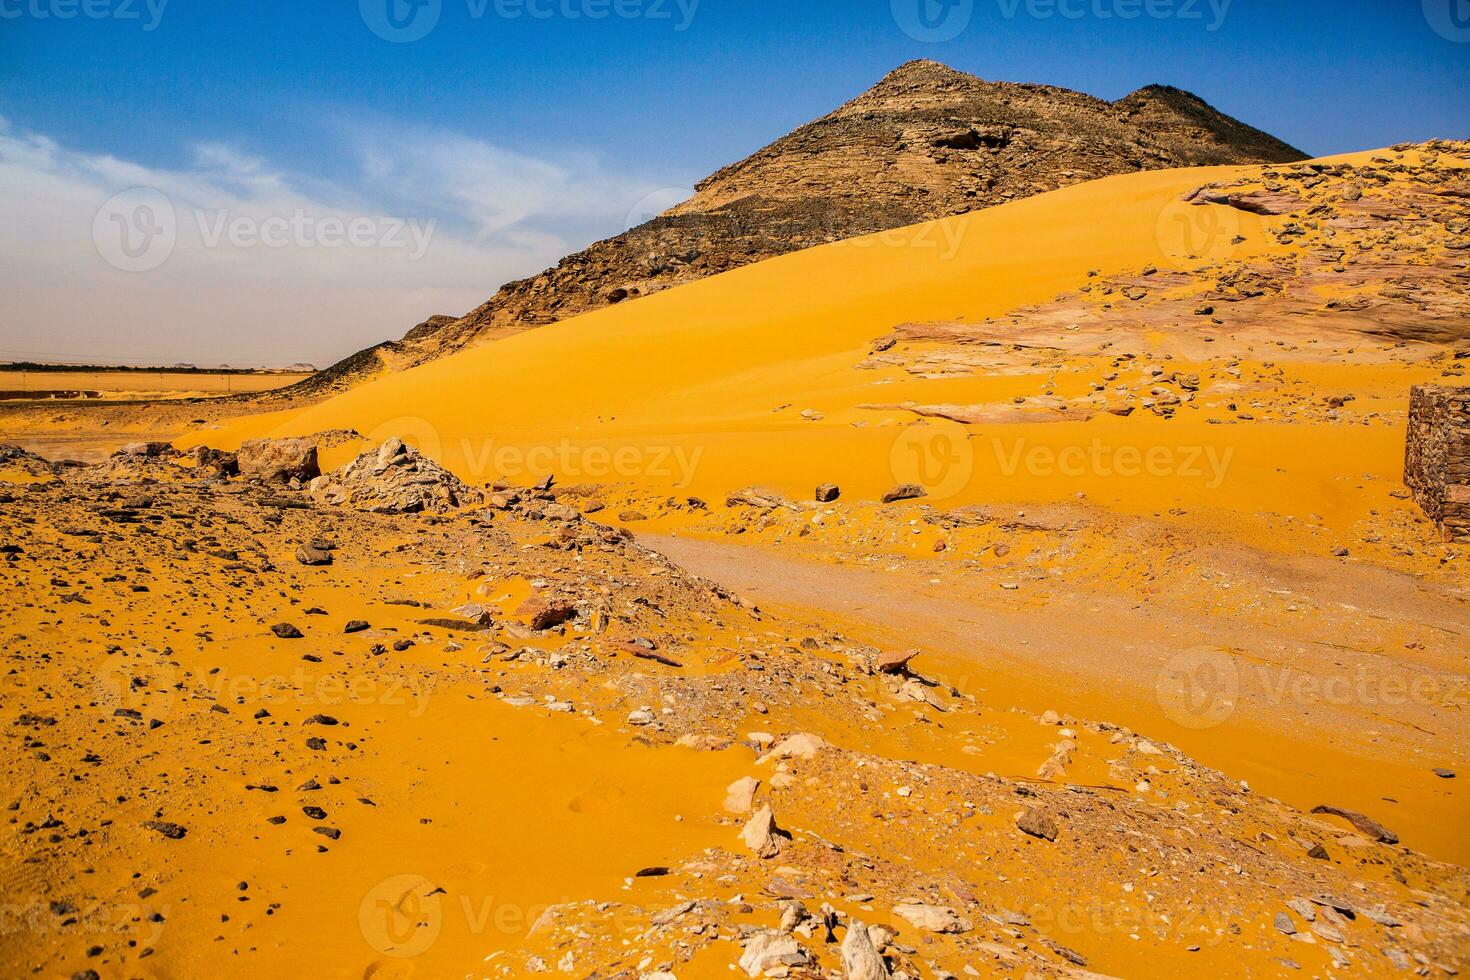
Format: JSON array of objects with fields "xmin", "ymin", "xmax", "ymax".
[{"xmin": 201, "ymin": 148, "xmax": 1458, "ymax": 544}]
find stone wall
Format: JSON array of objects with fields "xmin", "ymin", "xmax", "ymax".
[{"xmin": 1405, "ymin": 384, "xmax": 1470, "ymax": 543}]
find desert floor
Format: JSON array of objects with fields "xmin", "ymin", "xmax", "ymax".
[{"xmin": 1, "ymin": 144, "xmax": 1466, "ymax": 979}]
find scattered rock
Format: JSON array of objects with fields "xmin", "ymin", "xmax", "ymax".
[
  {"xmin": 143, "ymin": 820, "xmax": 187, "ymax": 840},
  {"xmin": 882, "ymin": 484, "xmax": 926, "ymax": 504},
  {"xmin": 295, "ymin": 543, "xmax": 333, "ymax": 566},
  {"xmin": 238, "ymin": 437, "xmax": 320, "ymax": 484},
  {"xmin": 1311, "ymin": 804, "xmax": 1399, "ymax": 844},
  {"xmin": 740, "ymin": 805, "xmax": 784, "ymax": 858},
  {"xmin": 875, "ymin": 648, "xmax": 918, "ymax": 674},
  {"xmin": 724, "ymin": 777, "xmax": 760, "ymax": 814},
  {"xmin": 1015, "ymin": 807, "xmax": 1060, "ymax": 841},
  {"xmin": 893, "ymin": 902, "xmax": 971, "ymax": 934},
  {"xmin": 841, "ymin": 919, "xmax": 891, "ymax": 979},
  {"xmin": 271, "ymin": 623, "xmax": 304, "ymax": 639},
  {"xmin": 815, "ymin": 483, "xmax": 841, "ymax": 503},
  {"xmin": 738, "ymin": 931, "xmax": 808, "ymax": 977},
  {"xmin": 516, "ymin": 596, "xmax": 577, "ymax": 631}
]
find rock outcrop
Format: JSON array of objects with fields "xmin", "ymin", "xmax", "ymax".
[
  {"xmin": 1406, "ymin": 384, "xmax": 1470, "ymax": 542},
  {"xmin": 308, "ymin": 438, "xmax": 483, "ymax": 514},
  {"xmin": 298, "ymin": 60, "xmax": 1304, "ymax": 392}
]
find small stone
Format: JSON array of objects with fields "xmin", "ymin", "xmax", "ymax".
[
  {"xmin": 841, "ymin": 919, "xmax": 891, "ymax": 979},
  {"xmin": 143, "ymin": 820, "xmax": 187, "ymax": 840},
  {"xmin": 881, "ymin": 484, "xmax": 926, "ymax": 504},
  {"xmin": 271, "ymin": 623, "xmax": 304, "ymax": 639},
  {"xmin": 295, "ymin": 543, "xmax": 333, "ymax": 566},
  {"xmin": 1015, "ymin": 807, "xmax": 1059, "ymax": 841},
  {"xmin": 875, "ymin": 648, "xmax": 918, "ymax": 674},
  {"xmin": 815, "ymin": 484, "xmax": 841, "ymax": 503},
  {"xmin": 893, "ymin": 902, "xmax": 971, "ymax": 934},
  {"xmin": 723, "ymin": 776, "xmax": 760, "ymax": 814},
  {"xmin": 740, "ymin": 805, "xmax": 783, "ymax": 859}
]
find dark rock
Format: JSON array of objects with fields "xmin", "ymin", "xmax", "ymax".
[
  {"xmin": 238, "ymin": 437, "xmax": 320, "ymax": 484},
  {"xmin": 516, "ymin": 596, "xmax": 577, "ymax": 631},
  {"xmin": 1015, "ymin": 807, "xmax": 1059, "ymax": 841},
  {"xmin": 295, "ymin": 543, "xmax": 333, "ymax": 566},
  {"xmin": 1311, "ymin": 804, "xmax": 1399, "ymax": 844},
  {"xmin": 271, "ymin": 623, "xmax": 304, "ymax": 639},
  {"xmin": 882, "ymin": 484, "xmax": 927, "ymax": 504},
  {"xmin": 144, "ymin": 820, "xmax": 187, "ymax": 840}
]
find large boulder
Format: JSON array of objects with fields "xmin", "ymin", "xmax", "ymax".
[
  {"xmin": 1405, "ymin": 385, "xmax": 1469, "ymax": 542},
  {"xmin": 238, "ymin": 437, "xmax": 319, "ymax": 484}
]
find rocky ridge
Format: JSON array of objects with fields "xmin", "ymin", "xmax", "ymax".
[{"xmin": 283, "ymin": 60, "xmax": 1305, "ymax": 396}]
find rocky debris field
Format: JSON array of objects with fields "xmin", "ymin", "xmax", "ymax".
[
  {"xmin": 863, "ymin": 141, "xmax": 1469, "ymax": 424},
  {"xmin": 1, "ymin": 439, "xmax": 1467, "ymax": 978}
]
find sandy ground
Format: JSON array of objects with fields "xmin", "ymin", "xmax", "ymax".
[
  {"xmin": 3, "ymin": 143, "xmax": 1467, "ymax": 978},
  {"xmin": 648, "ymin": 527, "xmax": 1468, "ymax": 865}
]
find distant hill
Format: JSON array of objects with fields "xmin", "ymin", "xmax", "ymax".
[{"xmin": 286, "ymin": 60, "xmax": 1305, "ymax": 397}]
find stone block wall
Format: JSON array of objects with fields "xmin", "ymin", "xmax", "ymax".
[{"xmin": 1405, "ymin": 384, "xmax": 1470, "ymax": 543}]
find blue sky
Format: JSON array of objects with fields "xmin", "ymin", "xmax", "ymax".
[{"xmin": 1, "ymin": 0, "xmax": 1466, "ymax": 365}]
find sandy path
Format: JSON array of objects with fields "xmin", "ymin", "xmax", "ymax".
[{"xmin": 647, "ymin": 531, "xmax": 1470, "ymax": 865}]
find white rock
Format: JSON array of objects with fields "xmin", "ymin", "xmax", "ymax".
[
  {"xmin": 740, "ymin": 805, "xmax": 783, "ymax": 859},
  {"xmin": 757, "ymin": 732, "xmax": 826, "ymax": 764},
  {"xmin": 841, "ymin": 919, "xmax": 891, "ymax": 979},
  {"xmin": 723, "ymin": 776, "xmax": 761, "ymax": 814},
  {"xmin": 737, "ymin": 931, "xmax": 806, "ymax": 976},
  {"xmin": 892, "ymin": 903, "xmax": 971, "ymax": 934}
]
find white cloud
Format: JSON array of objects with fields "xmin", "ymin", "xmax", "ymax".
[{"xmin": 0, "ymin": 115, "xmax": 683, "ymax": 367}]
